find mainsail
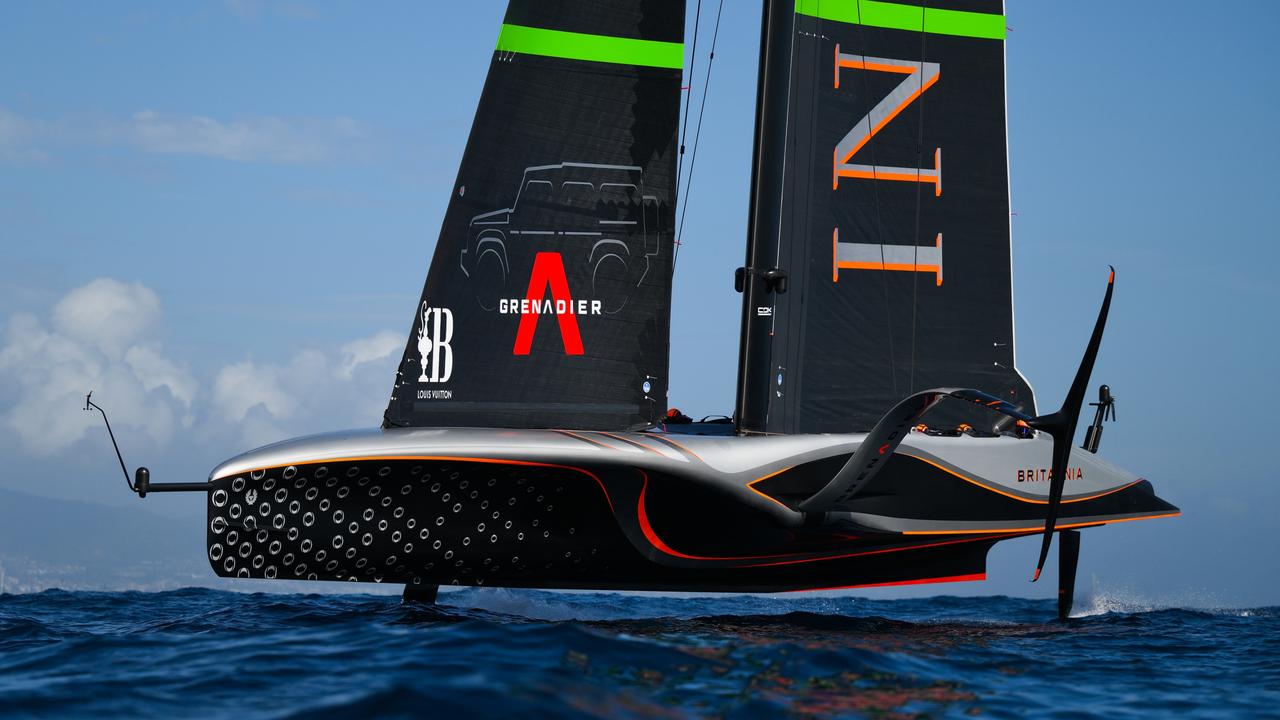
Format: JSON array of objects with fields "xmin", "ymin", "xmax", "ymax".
[
  {"xmin": 736, "ymin": 0, "xmax": 1033, "ymax": 434},
  {"xmin": 384, "ymin": 0, "xmax": 685, "ymax": 430}
]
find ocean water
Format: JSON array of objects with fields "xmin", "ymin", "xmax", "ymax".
[{"xmin": 0, "ymin": 588, "xmax": 1275, "ymax": 719}]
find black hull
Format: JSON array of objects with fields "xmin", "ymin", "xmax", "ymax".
[{"xmin": 207, "ymin": 450, "xmax": 1171, "ymax": 592}]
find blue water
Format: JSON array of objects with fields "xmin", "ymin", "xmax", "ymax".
[{"xmin": 0, "ymin": 589, "xmax": 1276, "ymax": 718}]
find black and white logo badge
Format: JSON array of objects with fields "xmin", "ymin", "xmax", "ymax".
[{"xmin": 416, "ymin": 305, "xmax": 454, "ymax": 383}]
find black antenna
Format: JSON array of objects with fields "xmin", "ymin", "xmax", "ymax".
[
  {"xmin": 84, "ymin": 391, "xmax": 136, "ymax": 493},
  {"xmin": 1082, "ymin": 384, "xmax": 1116, "ymax": 453},
  {"xmin": 84, "ymin": 392, "xmax": 207, "ymax": 497}
]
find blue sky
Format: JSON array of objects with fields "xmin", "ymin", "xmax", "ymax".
[{"xmin": 2, "ymin": 1, "xmax": 1277, "ymax": 605}]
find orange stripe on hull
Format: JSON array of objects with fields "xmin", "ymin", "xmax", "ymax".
[
  {"xmin": 792, "ymin": 573, "xmax": 986, "ymax": 593},
  {"xmin": 901, "ymin": 512, "xmax": 1182, "ymax": 536},
  {"xmin": 553, "ymin": 429, "xmax": 612, "ymax": 450},
  {"xmin": 746, "ymin": 466, "xmax": 797, "ymax": 512},
  {"xmin": 597, "ymin": 431, "xmax": 665, "ymax": 456},
  {"xmin": 900, "ymin": 452, "xmax": 1146, "ymax": 506},
  {"xmin": 647, "ymin": 434, "xmax": 705, "ymax": 463},
  {"xmin": 636, "ymin": 472, "xmax": 802, "ymax": 561}
]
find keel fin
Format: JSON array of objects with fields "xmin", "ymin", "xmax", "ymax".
[{"xmin": 1058, "ymin": 529, "xmax": 1081, "ymax": 620}]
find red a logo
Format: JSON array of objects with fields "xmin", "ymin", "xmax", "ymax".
[{"xmin": 513, "ymin": 252, "xmax": 584, "ymax": 355}]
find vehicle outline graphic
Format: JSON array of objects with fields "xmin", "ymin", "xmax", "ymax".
[{"xmin": 459, "ymin": 162, "xmax": 663, "ymax": 313}]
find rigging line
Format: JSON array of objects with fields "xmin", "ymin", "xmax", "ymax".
[
  {"xmin": 771, "ymin": 1, "xmax": 799, "ymax": 272},
  {"xmin": 786, "ymin": 0, "xmax": 825, "ymax": 424},
  {"xmin": 855, "ymin": 0, "xmax": 899, "ymax": 397},
  {"xmin": 908, "ymin": 0, "xmax": 929, "ymax": 394},
  {"xmin": 675, "ymin": 0, "xmax": 703, "ymax": 202},
  {"xmin": 673, "ymin": 0, "xmax": 725, "ymax": 267}
]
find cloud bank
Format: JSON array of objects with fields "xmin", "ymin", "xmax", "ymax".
[
  {"xmin": 0, "ymin": 106, "xmax": 364, "ymax": 165},
  {"xmin": 130, "ymin": 110, "xmax": 362, "ymax": 164},
  {"xmin": 0, "ymin": 278, "xmax": 399, "ymax": 456}
]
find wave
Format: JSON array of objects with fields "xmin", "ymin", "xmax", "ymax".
[
  {"xmin": 1070, "ymin": 582, "xmax": 1274, "ymax": 619},
  {"xmin": 1, "ymin": 588, "xmax": 1277, "ymax": 718}
]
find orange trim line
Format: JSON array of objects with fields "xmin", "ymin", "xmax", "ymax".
[
  {"xmin": 636, "ymin": 472, "xmax": 1010, "ymax": 567},
  {"xmin": 745, "ymin": 466, "xmax": 796, "ymax": 512},
  {"xmin": 636, "ymin": 472, "xmax": 801, "ymax": 561},
  {"xmin": 899, "ymin": 451, "xmax": 1146, "ymax": 506},
  {"xmin": 832, "ymin": 231, "xmax": 943, "ymax": 286},
  {"xmin": 838, "ymin": 71, "xmax": 939, "ymax": 165},
  {"xmin": 646, "ymin": 434, "xmax": 704, "ymax": 463},
  {"xmin": 744, "ymin": 534, "xmax": 1007, "ymax": 568},
  {"xmin": 837, "ymin": 260, "xmax": 941, "ymax": 273},
  {"xmin": 218, "ymin": 455, "xmax": 614, "ymax": 512},
  {"xmin": 833, "ymin": 44, "xmax": 917, "ymax": 89},
  {"xmin": 832, "ymin": 228, "xmax": 839, "ymax": 282},
  {"xmin": 597, "ymin": 431, "xmax": 664, "ymax": 456},
  {"xmin": 837, "ymin": 59, "xmax": 918, "ymax": 77},
  {"xmin": 836, "ymin": 169, "xmax": 936, "ymax": 183},
  {"xmin": 790, "ymin": 573, "xmax": 986, "ymax": 593},
  {"xmin": 553, "ymin": 429, "xmax": 612, "ymax": 450},
  {"xmin": 901, "ymin": 512, "xmax": 1182, "ymax": 536}
]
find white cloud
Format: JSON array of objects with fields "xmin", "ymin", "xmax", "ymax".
[
  {"xmin": 125, "ymin": 345, "xmax": 197, "ymax": 409},
  {"xmin": 1, "ymin": 278, "xmax": 399, "ymax": 456},
  {"xmin": 0, "ymin": 106, "xmax": 364, "ymax": 166},
  {"xmin": 52, "ymin": 278, "xmax": 161, "ymax": 359},
  {"xmin": 212, "ymin": 358, "xmax": 301, "ymax": 423},
  {"xmin": 130, "ymin": 110, "xmax": 362, "ymax": 164},
  {"xmin": 0, "ymin": 280, "xmax": 191, "ymax": 455},
  {"xmin": 339, "ymin": 330, "xmax": 401, "ymax": 379},
  {"xmin": 211, "ymin": 337, "xmax": 397, "ymax": 448}
]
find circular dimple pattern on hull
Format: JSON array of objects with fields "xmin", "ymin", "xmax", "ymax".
[{"xmin": 206, "ymin": 460, "xmax": 615, "ymax": 587}]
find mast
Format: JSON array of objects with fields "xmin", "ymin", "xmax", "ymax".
[{"xmin": 734, "ymin": 0, "xmax": 794, "ymax": 434}]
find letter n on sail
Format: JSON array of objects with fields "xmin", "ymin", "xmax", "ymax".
[{"xmin": 832, "ymin": 47, "xmax": 941, "ymax": 195}]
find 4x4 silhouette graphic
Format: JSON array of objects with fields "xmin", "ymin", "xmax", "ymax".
[{"xmin": 460, "ymin": 162, "xmax": 663, "ymax": 314}]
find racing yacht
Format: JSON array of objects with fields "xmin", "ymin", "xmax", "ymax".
[{"xmin": 93, "ymin": 0, "xmax": 1177, "ymax": 618}]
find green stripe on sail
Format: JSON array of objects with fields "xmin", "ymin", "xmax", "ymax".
[
  {"xmin": 495, "ymin": 24, "xmax": 684, "ymax": 69},
  {"xmin": 795, "ymin": 0, "xmax": 1006, "ymax": 40}
]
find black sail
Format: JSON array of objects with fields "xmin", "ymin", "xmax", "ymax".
[
  {"xmin": 736, "ymin": 0, "xmax": 1034, "ymax": 434},
  {"xmin": 384, "ymin": 0, "xmax": 685, "ymax": 430}
]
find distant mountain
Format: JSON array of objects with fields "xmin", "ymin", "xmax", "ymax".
[
  {"xmin": 0, "ymin": 488, "xmax": 398, "ymax": 595},
  {"xmin": 0, "ymin": 488, "xmax": 210, "ymax": 592}
]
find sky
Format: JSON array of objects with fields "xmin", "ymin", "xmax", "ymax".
[{"xmin": 1, "ymin": 1, "xmax": 1278, "ymax": 605}]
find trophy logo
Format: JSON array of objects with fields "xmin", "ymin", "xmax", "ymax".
[{"xmin": 416, "ymin": 304, "xmax": 454, "ymax": 383}]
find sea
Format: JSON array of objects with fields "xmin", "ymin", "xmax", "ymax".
[{"xmin": 0, "ymin": 588, "xmax": 1275, "ymax": 719}]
